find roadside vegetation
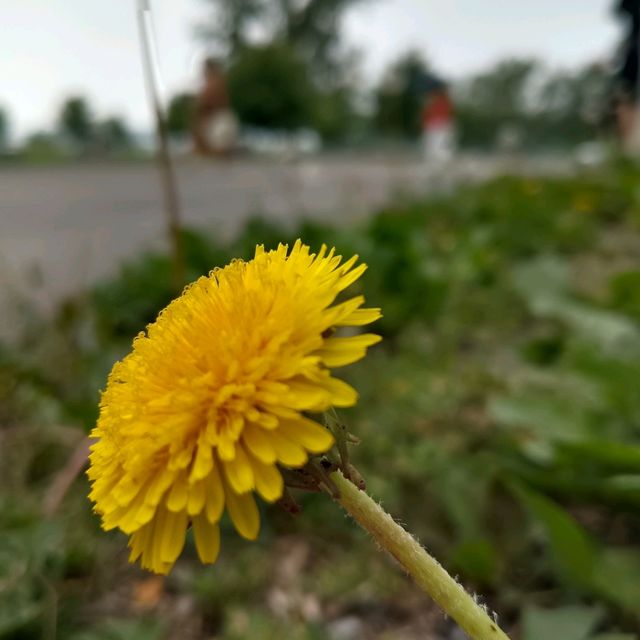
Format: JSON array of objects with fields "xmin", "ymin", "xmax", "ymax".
[{"xmin": 2, "ymin": 164, "xmax": 640, "ymax": 639}]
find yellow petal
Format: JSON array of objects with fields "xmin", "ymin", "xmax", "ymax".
[
  {"xmin": 317, "ymin": 334, "xmax": 382, "ymax": 367},
  {"xmin": 160, "ymin": 507, "xmax": 188, "ymax": 564},
  {"xmin": 255, "ymin": 411, "xmax": 278, "ymax": 429},
  {"xmin": 321, "ymin": 376, "xmax": 358, "ymax": 407},
  {"xmin": 339, "ymin": 254, "xmax": 359, "ymax": 274},
  {"xmin": 166, "ymin": 472, "xmax": 188, "ymax": 512},
  {"xmin": 187, "ymin": 479, "xmax": 206, "ymax": 515},
  {"xmin": 257, "ymin": 403, "xmax": 300, "ymax": 420},
  {"xmin": 222, "ymin": 445, "xmax": 255, "ymax": 494},
  {"xmin": 192, "ymin": 513, "xmax": 221, "ymax": 564},
  {"xmin": 116, "ymin": 488, "xmax": 151, "ymax": 533},
  {"xmin": 113, "ymin": 475, "xmax": 140, "ymax": 507},
  {"xmin": 100, "ymin": 503, "xmax": 128, "ymax": 531},
  {"xmin": 323, "ymin": 295, "xmax": 364, "ymax": 325},
  {"xmin": 189, "ymin": 440, "xmax": 213, "ymax": 483},
  {"xmin": 242, "ymin": 423, "xmax": 277, "ymax": 464},
  {"xmin": 128, "ymin": 520, "xmax": 152, "ymax": 563},
  {"xmin": 148, "ymin": 503, "xmax": 168, "ymax": 572},
  {"xmin": 337, "ymin": 262, "xmax": 367, "ymax": 291},
  {"xmin": 225, "ymin": 483, "xmax": 260, "ymax": 540},
  {"xmin": 338, "ymin": 307, "xmax": 382, "ymax": 327},
  {"xmin": 133, "ymin": 500, "xmax": 157, "ymax": 528},
  {"xmin": 278, "ymin": 417, "xmax": 334, "ymax": 454},
  {"xmin": 249, "ymin": 456, "xmax": 284, "ymax": 502},
  {"xmin": 268, "ymin": 429, "xmax": 308, "ymax": 467},
  {"xmin": 217, "ymin": 436, "xmax": 236, "ymax": 461},
  {"xmin": 168, "ymin": 445, "xmax": 195, "ymax": 471},
  {"xmin": 204, "ymin": 459, "xmax": 225, "ymax": 523},
  {"xmin": 284, "ymin": 380, "xmax": 331, "ymax": 411},
  {"xmin": 146, "ymin": 469, "xmax": 177, "ymax": 506}
]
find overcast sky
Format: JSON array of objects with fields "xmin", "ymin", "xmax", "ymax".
[{"xmin": 2, "ymin": 0, "xmax": 621, "ymax": 141}]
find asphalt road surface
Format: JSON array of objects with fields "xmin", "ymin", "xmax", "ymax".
[{"xmin": 0, "ymin": 154, "xmax": 569, "ymax": 332}]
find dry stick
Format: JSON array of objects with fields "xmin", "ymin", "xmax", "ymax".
[
  {"xmin": 136, "ymin": 0, "xmax": 185, "ymax": 290},
  {"xmin": 43, "ymin": 436, "xmax": 93, "ymax": 517},
  {"xmin": 329, "ymin": 471, "xmax": 511, "ymax": 640}
]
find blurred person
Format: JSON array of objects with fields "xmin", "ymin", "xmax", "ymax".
[
  {"xmin": 421, "ymin": 82, "xmax": 456, "ymax": 162},
  {"xmin": 192, "ymin": 57, "xmax": 238, "ymax": 157},
  {"xmin": 613, "ymin": 0, "xmax": 640, "ymax": 153}
]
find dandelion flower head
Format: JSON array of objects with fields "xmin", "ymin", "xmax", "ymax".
[{"xmin": 88, "ymin": 240, "xmax": 381, "ymax": 574}]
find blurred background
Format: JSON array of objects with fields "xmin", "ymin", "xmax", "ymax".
[{"xmin": 2, "ymin": 1, "xmax": 640, "ymax": 639}]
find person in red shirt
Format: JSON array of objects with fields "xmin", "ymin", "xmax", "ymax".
[{"xmin": 422, "ymin": 84, "xmax": 456, "ymax": 162}]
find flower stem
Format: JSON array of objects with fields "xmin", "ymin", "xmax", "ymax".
[{"xmin": 329, "ymin": 471, "xmax": 511, "ymax": 640}]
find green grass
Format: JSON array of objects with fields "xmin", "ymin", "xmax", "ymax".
[{"xmin": 2, "ymin": 164, "xmax": 640, "ymax": 639}]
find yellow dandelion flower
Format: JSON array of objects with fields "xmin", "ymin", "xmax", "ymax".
[{"xmin": 88, "ymin": 240, "xmax": 381, "ymax": 574}]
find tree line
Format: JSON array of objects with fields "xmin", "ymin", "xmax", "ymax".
[
  {"xmin": 0, "ymin": 97, "xmax": 135, "ymax": 161},
  {"xmin": 0, "ymin": 55, "xmax": 610, "ymax": 160},
  {"xmin": 0, "ymin": 0, "xmax": 612, "ymax": 158}
]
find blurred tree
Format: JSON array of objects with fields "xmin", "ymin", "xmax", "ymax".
[
  {"xmin": 276, "ymin": 0, "xmax": 362, "ymax": 80},
  {"xmin": 198, "ymin": 0, "xmax": 264, "ymax": 56},
  {"xmin": 459, "ymin": 59, "xmax": 537, "ymax": 120},
  {"xmin": 200, "ymin": 0, "xmax": 361, "ymax": 77},
  {"xmin": 313, "ymin": 86, "xmax": 355, "ymax": 142},
  {"xmin": 454, "ymin": 59, "xmax": 537, "ymax": 148},
  {"xmin": 199, "ymin": 0, "xmax": 363, "ymax": 140},
  {"xmin": 58, "ymin": 96, "xmax": 94, "ymax": 150},
  {"xmin": 21, "ymin": 132, "xmax": 63, "ymax": 161},
  {"xmin": 0, "ymin": 107, "xmax": 9, "ymax": 150},
  {"xmin": 454, "ymin": 59, "xmax": 609, "ymax": 149},
  {"xmin": 374, "ymin": 51, "xmax": 432, "ymax": 138},
  {"xmin": 227, "ymin": 42, "xmax": 315, "ymax": 130},
  {"xmin": 534, "ymin": 64, "xmax": 609, "ymax": 142},
  {"xmin": 167, "ymin": 93, "xmax": 195, "ymax": 136},
  {"xmin": 96, "ymin": 117, "xmax": 132, "ymax": 154}
]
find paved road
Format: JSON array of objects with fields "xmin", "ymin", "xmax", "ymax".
[{"xmin": 0, "ymin": 154, "xmax": 569, "ymax": 328}]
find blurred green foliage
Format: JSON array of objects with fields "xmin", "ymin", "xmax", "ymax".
[
  {"xmin": 12, "ymin": 97, "xmax": 135, "ymax": 162},
  {"xmin": 200, "ymin": 0, "xmax": 362, "ymax": 141},
  {"xmin": 199, "ymin": 0, "xmax": 360, "ymax": 80},
  {"xmin": 4, "ymin": 52, "xmax": 613, "ymax": 158},
  {"xmin": 2, "ymin": 165, "xmax": 640, "ymax": 638},
  {"xmin": 228, "ymin": 43, "xmax": 316, "ymax": 131},
  {"xmin": 18, "ymin": 132, "xmax": 67, "ymax": 163},
  {"xmin": 58, "ymin": 97, "xmax": 94, "ymax": 149},
  {"xmin": 370, "ymin": 53, "xmax": 610, "ymax": 151},
  {"xmin": 167, "ymin": 93, "xmax": 195, "ymax": 137},
  {"xmin": 0, "ymin": 106, "xmax": 9, "ymax": 151},
  {"xmin": 374, "ymin": 51, "xmax": 431, "ymax": 139},
  {"xmin": 94, "ymin": 118, "xmax": 132, "ymax": 155},
  {"xmin": 454, "ymin": 59, "xmax": 609, "ymax": 150}
]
